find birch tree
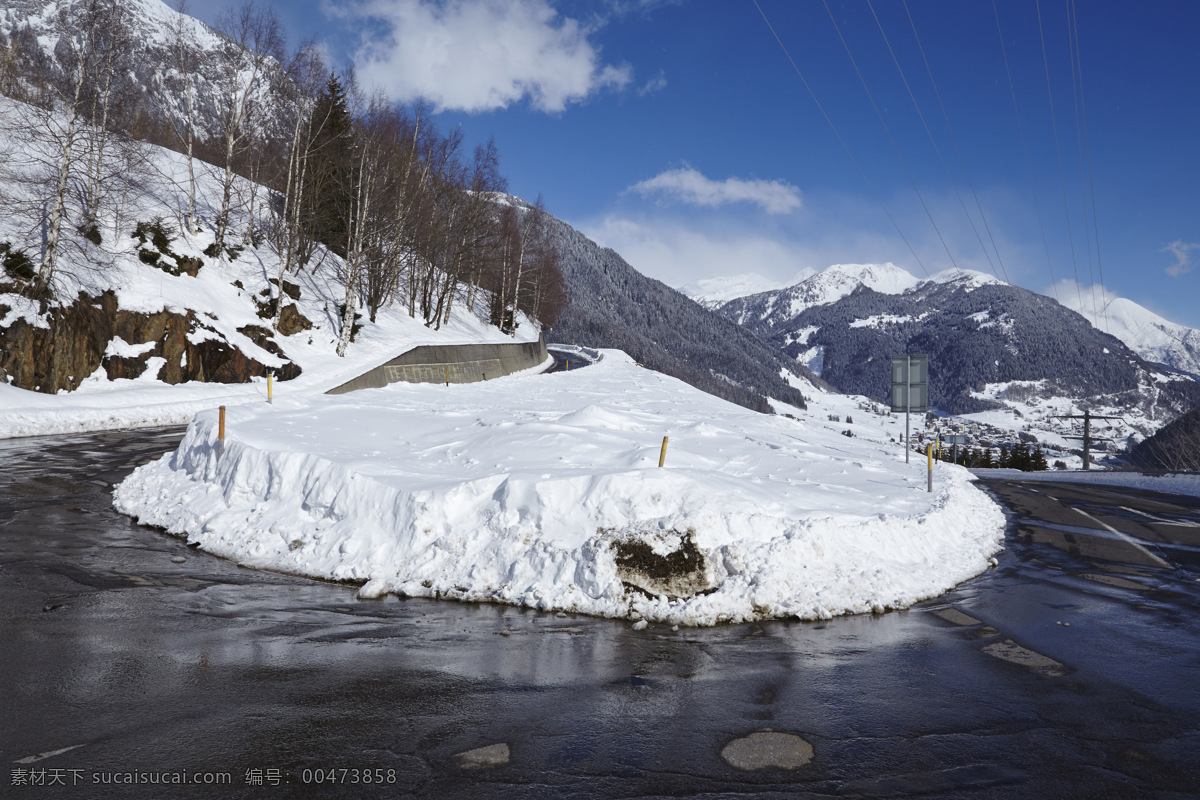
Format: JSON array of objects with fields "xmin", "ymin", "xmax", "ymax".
[
  {"xmin": 336, "ymin": 96, "xmax": 389, "ymax": 356},
  {"xmin": 13, "ymin": 0, "xmax": 125, "ymax": 291},
  {"xmin": 170, "ymin": 0, "xmax": 200, "ymax": 233},
  {"xmin": 267, "ymin": 43, "xmax": 326, "ymax": 330},
  {"xmin": 209, "ymin": 1, "xmax": 282, "ymax": 257}
]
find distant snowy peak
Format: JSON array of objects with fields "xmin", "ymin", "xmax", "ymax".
[
  {"xmin": 717, "ymin": 262, "xmax": 920, "ymax": 330},
  {"xmin": 1061, "ymin": 293, "xmax": 1200, "ymax": 378},
  {"xmin": 925, "ymin": 268, "xmax": 1006, "ymax": 291},
  {"xmin": 802, "ymin": 262, "xmax": 921, "ymax": 304},
  {"xmin": 678, "ymin": 271, "xmax": 810, "ymax": 309}
]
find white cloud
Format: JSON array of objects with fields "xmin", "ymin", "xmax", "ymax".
[
  {"xmin": 579, "ymin": 215, "xmax": 817, "ymax": 288},
  {"xmin": 637, "ymin": 70, "xmax": 667, "ymax": 96},
  {"xmin": 1163, "ymin": 240, "xmax": 1199, "ymax": 277},
  {"xmin": 629, "ymin": 167, "xmax": 802, "ymax": 214},
  {"xmin": 1046, "ymin": 278, "xmax": 1120, "ymax": 318},
  {"xmin": 342, "ymin": 0, "xmax": 632, "ymax": 113}
]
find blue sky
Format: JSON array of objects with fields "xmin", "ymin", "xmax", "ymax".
[{"xmin": 185, "ymin": 0, "xmax": 1200, "ymax": 328}]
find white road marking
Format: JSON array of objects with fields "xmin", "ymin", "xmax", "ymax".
[
  {"xmin": 933, "ymin": 608, "xmax": 982, "ymax": 627},
  {"xmin": 14, "ymin": 744, "xmax": 85, "ymax": 764},
  {"xmin": 1044, "ymin": 494, "xmax": 1174, "ymax": 570},
  {"xmin": 1118, "ymin": 506, "xmax": 1200, "ymax": 529},
  {"xmin": 981, "ymin": 640, "xmax": 1066, "ymax": 677}
]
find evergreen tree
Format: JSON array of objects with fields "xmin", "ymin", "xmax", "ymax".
[
  {"xmin": 979, "ymin": 448, "xmax": 995, "ymax": 469},
  {"xmin": 1009, "ymin": 442, "xmax": 1029, "ymax": 471},
  {"xmin": 1031, "ymin": 446, "xmax": 1049, "ymax": 471},
  {"xmin": 998, "ymin": 445, "xmax": 1010, "ymax": 469},
  {"xmin": 302, "ymin": 71, "xmax": 353, "ymax": 260}
]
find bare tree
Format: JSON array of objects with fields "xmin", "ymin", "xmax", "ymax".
[
  {"xmin": 266, "ymin": 42, "xmax": 327, "ymax": 330},
  {"xmin": 336, "ymin": 93, "xmax": 391, "ymax": 356},
  {"xmin": 170, "ymin": 0, "xmax": 201, "ymax": 233},
  {"xmin": 0, "ymin": 0, "xmax": 129, "ymax": 293},
  {"xmin": 209, "ymin": 1, "xmax": 283, "ymax": 257}
]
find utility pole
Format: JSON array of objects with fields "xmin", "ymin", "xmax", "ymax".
[{"xmin": 1053, "ymin": 409, "xmax": 1122, "ymax": 470}]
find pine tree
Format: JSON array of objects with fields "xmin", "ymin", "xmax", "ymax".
[
  {"xmin": 302, "ymin": 71, "xmax": 354, "ymax": 260},
  {"xmin": 1031, "ymin": 446, "xmax": 1049, "ymax": 471},
  {"xmin": 998, "ymin": 445, "xmax": 1010, "ymax": 469}
]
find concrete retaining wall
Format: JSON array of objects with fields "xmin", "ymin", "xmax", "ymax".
[{"xmin": 326, "ymin": 333, "xmax": 547, "ymax": 394}]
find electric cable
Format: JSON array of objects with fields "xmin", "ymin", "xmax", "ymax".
[
  {"xmin": 866, "ymin": 0, "xmax": 1001, "ymax": 282},
  {"xmin": 1035, "ymin": 0, "xmax": 1086, "ymax": 312},
  {"xmin": 993, "ymin": 0, "xmax": 1059, "ymax": 301},
  {"xmin": 1067, "ymin": 0, "xmax": 1100, "ymax": 327},
  {"xmin": 1070, "ymin": 0, "xmax": 1110, "ymax": 333},
  {"xmin": 820, "ymin": 0, "xmax": 961, "ymax": 274},
  {"xmin": 750, "ymin": 0, "xmax": 930, "ymax": 276},
  {"xmin": 900, "ymin": 0, "xmax": 1011, "ymax": 285}
]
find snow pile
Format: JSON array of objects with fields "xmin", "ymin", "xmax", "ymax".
[{"xmin": 114, "ymin": 352, "xmax": 1006, "ymax": 626}]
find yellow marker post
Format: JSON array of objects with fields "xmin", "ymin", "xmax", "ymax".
[
  {"xmin": 267, "ymin": 372, "xmax": 273, "ymax": 404},
  {"xmin": 926, "ymin": 443, "xmax": 933, "ymax": 493},
  {"xmin": 659, "ymin": 436, "xmax": 669, "ymax": 468},
  {"xmin": 218, "ymin": 405, "xmax": 226, "ymax": 459},
  {"xmin": 445, "ymin": 367, "xmax": 450, "ymax": 386}
]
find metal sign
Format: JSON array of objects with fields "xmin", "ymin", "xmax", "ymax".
[{"xmin": 890, "ymin": 354, "xmax": 928, "ymax": 413}]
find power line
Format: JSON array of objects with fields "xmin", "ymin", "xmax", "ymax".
[
  {"xmin": 1070, "ymin": 0, "xmax": 1110, "ymax": 334},
  {"xmin": 820, "ymin": 0, "xmax": 961, "ymax": 275},
  {"xmin": 1066, "ymin": 0, "xmax": 1100, "ymax": 329},
  {"xmin": 749, "ymin": 0, "xmax": 930, "ymax": 277},
  {"xmin": 1035, "ymin": 0, "xmax": 1086, "ymax": 313},
  {"xmin": 865, "ymin": 0, "xmax": 1002, "ymax": 281},
  {"xmin": 900, "ymin": 0, "xmax": 1011, "ymax": 284},
  {"xmin": 993, "ymin": 0, "xmax": 1060, "ymax": 301}
]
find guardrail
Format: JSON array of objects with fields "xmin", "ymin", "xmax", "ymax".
[{"xmin": 326, "ymin": 333, "xmax": 548, "ymax": 394}]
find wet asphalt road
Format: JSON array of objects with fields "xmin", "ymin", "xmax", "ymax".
[{"xmin": 2, "ymin": 431, "xmax": 1200, "ymax": 799}]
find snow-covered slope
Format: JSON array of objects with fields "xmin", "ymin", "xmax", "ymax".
[
  {"xmin": 114, "ymin": 350, "xmax": 1005, "ymax": 626},
  {"xmin": 711, "ymin": 260, "xmax": 1200, "ymax": 459},
  {"xmin": 1059, "ymin": 292, "xmax": 1200, "ymax": 379},
  {"xmin": 0, "ymin": 0, "xmax": 292, "ymax": 144},
  {"xmin": 0, "ymin": 95, "xmax": 541, "ymax": 437}
]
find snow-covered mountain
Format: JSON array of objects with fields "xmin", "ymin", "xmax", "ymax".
[
  {"xmin": 711, "ymin": 263, "xmax": 1200, "ymax": 448},
  {"xmin": 542, "ymin": 210, "xmax": 816, "ymax": 414},
  {"xmin": 0, "ymin": 0, "xmax": 292, "ymax": 144},
  {"xmin": 718, "ymin": 263, "xmax": 1003, "ymax": 332},
  {"xmin": 1058, "ymin": 291, "xmax": 1200, "ymax": 379},
  {"xmin": 717, "ymin": 262, "xmax": 1200, "ymax": 382}
]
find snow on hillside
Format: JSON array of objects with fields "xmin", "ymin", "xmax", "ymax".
[
  {"xmin": 0, "ymin": 95, "xmax": 541, "ymax": 438},
  {"xmin": 114, "ymin": 351, "xmax": 1006, "ymax": 626},
  {"xmin": 1057, "ymin": 288, "xmax": 1200, "ymax": 378},
  {"xmin": 1, "ymin": 0, "xmax": 289, "ymax": 144}
]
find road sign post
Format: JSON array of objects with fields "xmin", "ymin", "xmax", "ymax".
[{"xmin": 891, "ymin": 355, "xmax": 929, "ymax": 464}]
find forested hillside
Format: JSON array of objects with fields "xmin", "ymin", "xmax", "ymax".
[
  {"xmin": 544, "ymin": 214, "xmax": 813, "ymax": 413},
  {"xmin": 1130, "ymin": 401, "xmax": 1200, "ymax": 472}
]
